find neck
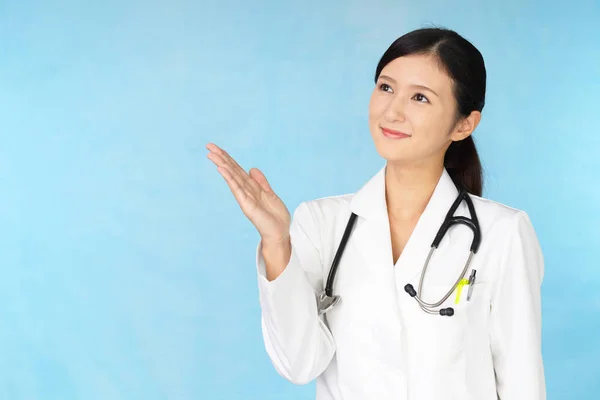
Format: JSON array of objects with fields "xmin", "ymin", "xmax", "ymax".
[{"xmin": 384, "ymin": 161, "xmax": 444, "ymax": 221}]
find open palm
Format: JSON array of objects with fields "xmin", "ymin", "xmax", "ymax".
[{"xmin": 206, "ymin": 143, "xmax": 291, "ymax": 243}]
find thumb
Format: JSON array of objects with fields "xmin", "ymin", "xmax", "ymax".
[{"xmin": 249, "ymin": 168, "xmax": 274, "ymax": 193}]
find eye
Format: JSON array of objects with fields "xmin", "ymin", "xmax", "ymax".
[
  {"xmin": 379, "ymin": 83, "xmax": 393, "ymax": 93},
  {"xmin": 412, "ymin": 93, "xmax": 429, "ymax": 103}
]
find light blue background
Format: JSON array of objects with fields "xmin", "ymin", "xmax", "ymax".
[{"xmin": 1, "ymin": 0, "xmax": 599, "ymax": 398}]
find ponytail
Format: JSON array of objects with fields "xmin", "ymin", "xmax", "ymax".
[{"xmin": 444, "ymin": 135, "xmax": 483, "ymax": 196}]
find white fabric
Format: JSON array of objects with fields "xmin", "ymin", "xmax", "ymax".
[{"xmin": 256, "ymin": 165, "xmax": 545, "ymax": 400}]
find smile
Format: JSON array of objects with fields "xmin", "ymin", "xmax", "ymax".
[{"xmin": 381, "ymin": 127, "xmax": 411, "ymax": 139}]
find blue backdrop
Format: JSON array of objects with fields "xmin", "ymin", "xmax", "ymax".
[{"xmin": 1, "ymin": 0, "xmax": 599, "ymax": 398}]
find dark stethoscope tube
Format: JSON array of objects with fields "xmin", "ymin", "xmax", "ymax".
[{"xmin": 320, "ymin": 188, "xmax": 481, "ymax": 317}]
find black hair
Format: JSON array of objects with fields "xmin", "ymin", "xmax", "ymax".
[{"xmin": 375, "ymin": 27, "xmax": 486, "ymax": 196}]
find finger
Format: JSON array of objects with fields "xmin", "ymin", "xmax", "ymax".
[
  {"xmin": 218, "ymin": 147, "xmax": 250, "ymax": 180},
  {"xmin": 207, "ymin": 148, "xmax": 264, "ymax": 199},
  {"xmin": 207, "ymin": 144, "xmax": 243, "ymax": 173},
  {"xmin": 217, "ymin": 165, "xmax": 253, "ymax": 207},
  {"xmin": 207, "ymin": 151, "xmax": 229, "ymax": 168},
  {"xmin": 206, "ymin": 142, "xmax": 223, "ymax": 154},
  {"xmin": 207, "ymin": 146, "xmax": 251, "ymax": 184},
  {"xmin": 207, "ymin": 152, "xmax": 248, "ymax": 191},
  {"xmin": 207, "ymin": 144, "xmax": 242, "ymax": 171},
  {"xmin": 249, "ymin": 168, "xmax": 274, "ymax": 193}
]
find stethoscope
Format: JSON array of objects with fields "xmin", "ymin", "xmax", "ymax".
[{"xmin": 316, "ymin": 188, "xmax": 481, "ymax": 317}]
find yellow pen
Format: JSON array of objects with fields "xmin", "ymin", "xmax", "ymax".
[{"xmin": 454, "ymin": 278, "xmax": 470, "ymax": 304}]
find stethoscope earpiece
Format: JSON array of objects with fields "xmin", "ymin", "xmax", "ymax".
[
  {"xmin": 404, "ymin": 284, "xmax": 417, "ymax": 297},
  {"xmin": 439, "ymin": 308, "xmax": 454, "ymax": 317}
]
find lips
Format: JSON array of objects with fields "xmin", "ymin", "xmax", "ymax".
[{"xmin": 381, "ymin": 127, "xmax": 411, "ymax": 139}]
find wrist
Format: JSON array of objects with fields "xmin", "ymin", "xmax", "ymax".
[
  {"xmin": 260, "ymin": 236, "xmax": 291, "ymax": 282},
  {"xmin": 261, "ymin": 234, "xmax": 290, "ymax": 248}
]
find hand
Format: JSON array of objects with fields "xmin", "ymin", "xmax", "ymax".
[{"xmin": 206, "ymin": 143, "xmax": 291, "ymax": 244}]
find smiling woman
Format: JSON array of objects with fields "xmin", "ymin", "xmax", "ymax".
[
  {"xmin": 207, "ymin": 27, "xmax": 545, "ymax": 400},
  {"xmin": 369, "ymin": 29, "xmax": 485, "ymax": 200}
]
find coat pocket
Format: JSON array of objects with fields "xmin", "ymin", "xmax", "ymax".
[{"xmin": 405, "ymin": 280, "xmax": 488, "ymax": 368}]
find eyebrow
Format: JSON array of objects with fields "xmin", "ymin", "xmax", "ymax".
[{"xmin": 378, "ymin": 75, "xmax": 439, "ymax": 97}]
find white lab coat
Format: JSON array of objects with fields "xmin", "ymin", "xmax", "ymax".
[{"xmin": 255, "ymin": 165, "xmax": 545, "ymax": 400}]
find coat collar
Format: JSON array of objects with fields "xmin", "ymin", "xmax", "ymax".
[
  {"xmin": 349, "ymin": 164, "xmax": 459, "ymax": 223},
  {"xmin": 348, "ymin": 164, "xmax": 461, "ymax": 283}
]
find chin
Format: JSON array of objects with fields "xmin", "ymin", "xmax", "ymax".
[
  {"xmin": 371, "ymin": 138, "xmax": 406, "ymax": 159},
  {"xmin": 373, "ymin": 145, "xmax": 410, "ymax": 163}
]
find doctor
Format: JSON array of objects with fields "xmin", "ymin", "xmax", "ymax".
[{"xmin": 207, "ymin": 27, "xmax": 545, "ymax": 400}]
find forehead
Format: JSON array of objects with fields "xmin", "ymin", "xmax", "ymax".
[{"xmin": 379, "ymin": 54, "xmax": 453, "ymax": 95}]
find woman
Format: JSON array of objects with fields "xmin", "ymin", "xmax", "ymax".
[{"xmin": 206, "ymin": 28, "xmax": 545, "ymax": 400}]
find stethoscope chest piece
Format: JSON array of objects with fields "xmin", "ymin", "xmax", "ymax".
[{"xmin": 317, "ymin": 291, "xmax": 341, "ymax": 316}]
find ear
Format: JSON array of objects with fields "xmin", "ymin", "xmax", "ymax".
[{"xmin": 450, "ymin": 110, "xmax": 481, "ymax": 142}]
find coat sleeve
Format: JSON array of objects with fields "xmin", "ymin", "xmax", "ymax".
[
  {"xmin": 490, "ymin": 211, "xmax": 546, "ymax": 399},
  {"xmin": 255, "ymin": 201, "xmax": 336, "ymax": 385}
]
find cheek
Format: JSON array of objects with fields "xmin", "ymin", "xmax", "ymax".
[
  {"xmin": 368, "ymin": 94, "xmax": 386, "ymax": 123},
  {"xmin": 413, "ymin": 108, "xmax": 451, "ymax": 141},
  {"xmin": 368, "ymin": 105, "xmax": 377, "ymax": 125}
]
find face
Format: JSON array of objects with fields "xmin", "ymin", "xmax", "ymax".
[{"xmin": 369, "ymin": 53, "xmax": 478, "ymax": 166}]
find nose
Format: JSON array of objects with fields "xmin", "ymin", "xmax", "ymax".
[{"xmin": 383, "ymin": 96, "xmax": 406, "ymax": 122}]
